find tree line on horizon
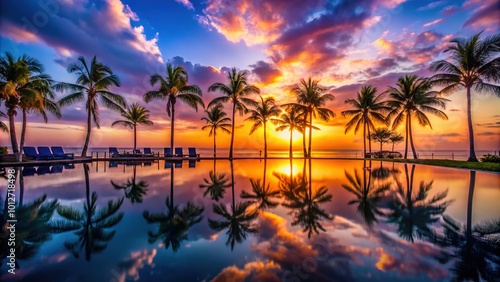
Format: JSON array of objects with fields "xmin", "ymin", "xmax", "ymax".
[{"xmin": 1, "ymin": 32, "xmax": 499, "ymax": 162}]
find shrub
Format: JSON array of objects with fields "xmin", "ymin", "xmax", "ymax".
[
  {"xmin": 480, "ymin": 154, "xmax": 500, "ymax": 163},
  {"xmin": 0, "ymin": 147, "xmax": 7, "ymax": 154}
]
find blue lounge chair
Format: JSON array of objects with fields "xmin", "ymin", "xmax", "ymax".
[
  {"xmin": 188, "ymin": 148, "xmax": 200, "ymax": 158},
  {"xmin": 109, "ymin": 161, "xmax": 118, "ymax": 168},
  {"xmin": 134, "ymin": 149, "xmax": 142, "ymax": 156},
  {"xmin": 51, "ymin": 147, "xmax": 74, "ymax": 159},
  {"xmin": 144, "ymin": 148, "xmax": 154, "ymax": 157},
  {"xmin": 23, "ymin": 146, "xmax": 41, "ymax": 160},
  {"xmin": 51, "ymin": 165, "xmax": 63, "ymax": 174},
  {"xmin": 164, "ymin": 148, "xmax": 172, "ymax": 158},
  {"xmin": 109, "ymin": 147, "xmax": 129, "ymax": 158},
  {"xmin": 23, "ymin": 166, "xmax": 37, "ymax": 176},
  {"xmin": 37, "ymin": 166, "xmax": 51, "ymax": 175},
  {"xmin": 165, "ymin": 161, "xmax": 173, "ymax": 169},
  {"xmin": 175, "ymin": 161, "xmax": 182, "ymax": 168},
  {"xmin": 38, "ymin": 146, "xmax": 60, "ymax": 160},
  {"xmin": 175, "ymin": 147, "xmax": 183, "ymax": 157},
  {"xmin": 188, "ymin": 160, "xmax": 196, "ymax": 168}
]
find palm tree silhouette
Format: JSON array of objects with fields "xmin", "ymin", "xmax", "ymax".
[
  {"xmin": 342, "ymin": 161, "xmax": 390, "ymax": 226},
  {"xmin": 0, "ymin": 52, "xmax": 51, "ymax": 161},
  {"xmin": 430, "ymin": 32, "xmax": 500, "ymax": 162},
  {"xmin": 208, "ymin": 68, "xmax": 260, "ymax": 158},
  {"xmin": 199, "ymin": 170, "xmax": 231, "ymax": 202},
  {"xmin": 143, "ymin": 164, "xmax": 204, "ymax": 252},
  {"xmin": 56, "ymin": 56, "xmax": 125, "ymax": 157},
  {"xmin": 49, "ymin": 164, "xmax": 124, "ymax": 260},
  {"xmin": 241, "ymin": 160, "xmax": 280, "ymax": 209},
  {"xmin": 277, "ymin": 159, "xmax": 333, "ymax": 238},
  {"xmin": 201, "ymin": 103, "xmax": 231, "ymax": 158},
  {"xmin": 342, "ymin": 85, "xmax": 390, "ymax": 157},
  {"xmin": 111, "ymin": 165, "xmax": 149, "ymax": 204},
  {"xmin": 385, "ymin": 75, "xmax": 449, "ymax": 159},
  {"xmin": 389, "ymin": 132, "xmax": 404, "ymax": 153},
  {"xmin": 111, "ymin": 103, "xmax": 153, "ymax": 152},
  {"xmin": 272, "ymin": 105, "xmax": 307, "ymax": 158},
  {"xmin": 291, "ymin": 78, "xmax": 335, "ymax": 157},
  {"xmin": 431, "ymin": 170, "xmax": 500, "ymax": 281},
  {"xmin": 244, "ymin": 96, "xmax": 280, "ymax": 158},
  {"xmin": 385, "ymin": 164, "xmax": 451, "ymax": 242},
  {"xmin": 0, "ymin": 110, "xmax": 7, "ymax": 132},
  {"xmin": 370, "ymin": 127, "xmax": 392, "ymax": 153},
  {"xmin": 143, "ymin": 63, "xmax": 204, "ymax": 155},
  {"xmin": 208, "ymin": 160, "xmax": 259, "ymax": 250}
]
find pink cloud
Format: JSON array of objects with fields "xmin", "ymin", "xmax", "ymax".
[{"xmin": 423, "ymin": 18, "xmax": 443, "ymax": 27}]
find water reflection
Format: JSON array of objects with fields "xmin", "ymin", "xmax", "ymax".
[
  {"xmin": 241, "ymin": 160, "xmax": 281, "ymax": 209},
  {"xmin": 385, "ymin": 164, "xmax": 452, "ymax": 242},
  {"xmin": 49, "ymin": 163, "xmax": 124, "ymax": 261},
  {"xmin": 342, "ymin": 160, "xmax": 390, "ymax": 227},
  {"xmin": 143, "ymin": 164, "xmax": 204, "ymax": 252},
  {"xmin": 111, "ymin": 164, "xmax": 149, "ymax": 204},
  {"xmin": 199, "ymin": 160, "xmax": 231, "ymax": 202},
  {"xmin": 208, "ymin": 160, "xmax": 259, "ymax": 250}
]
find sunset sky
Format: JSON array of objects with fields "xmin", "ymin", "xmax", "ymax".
[{"xmin": 0, "ymin": 0, "xmax": 499, "ymax": 151}]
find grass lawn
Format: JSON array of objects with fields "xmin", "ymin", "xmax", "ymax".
[{"xmin": 377, "ymin": 158, "xmax": 500, "ymax": 172}]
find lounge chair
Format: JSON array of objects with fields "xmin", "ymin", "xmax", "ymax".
[
  {"xmin": 23, "ymin": 146, "xmax": 41, "ymax": 160},
  {"xmin": 133, "ymin": 149, "xmax": 142, "ymax": 156},
  {"xmin": 51, "ymin": 165, "xmax": 63, "ymax": 174},
  {"xmin": 175, "ymin": 161, "xmax": 182, "ymax": 168},
  {"xmin": 165, "ymin": 161, "xmax": 173, "ymax": 169},
  {"xmin": 164, "ymin": 148, "xmax": 172, "ymax": 158},
  {"xmin": 174, "ymin": 147, "xmax": 183, "ymax": 157},
  {"xmin": 38, "ymin": 146, "xmax": 61, "ymax": 160},
  {"xmin": 144, "ymin": 148, "xmax": 154, "ymax": 157},
  {"xmin": 188, "ymin": 159, "xmax": 196, "ymax": 168},
  {"xmin": 109, "ymin": 161, "xmax": 118, "ymax": 168},
  {"xmin": 109, "ymin": 147, "xmax": 130, "ymax": 158},
  {"xmin": 51, "ymin": 146, "xmax": 74, "ymax": 159},
  {"xmin": 37, "ymin": 166, "xmax": 51, "ymax": 175},
  {"xmin": 188, "ymin": 148, "xmax": 200, "ymax": 158}
]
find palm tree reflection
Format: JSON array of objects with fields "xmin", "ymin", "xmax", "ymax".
[
  {"xmin": 111, "ymin": 164, "xmax": 149, "ymax": 204},
  {"xmin": 208, "ymin": 160, "xmax": 259, "ymax": 250},
  {"xmin": 50, "ymin": 164, "xmax": 124, "ymax": 261},
  {"xmin": 275, "ymin": 159, "xmax": 333, "ymax": 238},
  {"xmin": 241, "ymin": 160, "xmax": 280, "ymax": 209},
  {"xmin": 342, "ymin": 160, "xmax": 390, "ymax": 227},
  {"xmin": 199, "ymin": 171, "xmax": 231, "ymax": 202},
  {"xmin": 385, "ymin": 164, "xmax": 451, "ymax": 242},
  {"xmin": 143, "ymin": 164, "xmax": 204, "ymax": 252}
]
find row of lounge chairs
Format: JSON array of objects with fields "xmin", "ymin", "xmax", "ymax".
[
  {"xmin": 23, "ymin": 146, "xmax": 74, "ymax": 160},
  {"xmin": 22, "ymin": 163, "xmax": 75, "ymax": 176},
  {"xmin": 109, "ymin": 147, "xmax": 200, "ymax": 159}
]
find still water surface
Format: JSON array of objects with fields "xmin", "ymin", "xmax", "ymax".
[{"xmin": 1, "ymin": 159, "xmax": 499, "ymax": 282}]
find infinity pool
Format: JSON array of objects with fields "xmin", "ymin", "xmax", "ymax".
[{"xmin": 1, "ymin": 159, "xmax": 499, "ymax": 281}]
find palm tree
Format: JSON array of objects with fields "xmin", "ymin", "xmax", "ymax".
[
  {"xmin": 19, "ymin": 74, "xmax": 61, "ymax": 156},
  {"xmin": 430, "ymin": 32, "xmax": 500, "ymax": 162},
  {"xmin": 49, "ymin": 164, "xmax": 124, "ymax": 260},
  {"xmin": 244, "ymin": 96, "xmax": 280, "ymax": 158},
  {"xmin": 143, "ymin": 63, "xmax": 204, "ymax": 155},
  {"xmin": 199, "ymin": 170, "xmax": 231, "ymax": 201},
  {"xmin": 385, "ymin": 164, "xmax": 452, "ymax": 242},
  {"xmin": 0, "ymin": 111, "xmax": 8, "ymax": 132},
  {"xmin": 292, "ymin": 78, "xmax": 335, "ymax": 157},
  {"xmin": 208, "ymin": 68, "xmax": 260, "ymax": 158},
  {"xmin": 208, "ymin": 160, "xmax": 259, "ymax": 250},
  {"xmin": 111, "ymin": 165, "xmax": 149, "ymax": 204},
  {"xmin": 143, "ymin": 164, "xmax": 204, "ymax": 252},
  {"xmin": 56, "ymin": 56, "xmax": 125, "ymax": 157},
  {"xmin": 0, "ymin": 52, "xmax": 46, "ymax": 161},
  {"xmin": 389, "ymin": 132, "xmax": 404, "ymax": 152},
  {"xmin": 111, "ymin": 103, "xmax": 153, "ymax": 151},
  {"xmin": 342, "ymin": 161, "xmax": 390, "ymax": 226},
  {"xmin": 370, "ymin": 127, "xmax": 392, "ymax": 152},
  {"xmin": 272, "ymin": 105, "xmax": 307, "ymax": 158},
  {"xmin": 385, "ymin": 75, "xmax": 449, "ymax": 159},
  {"xmin": 342, "ymin": 85, "xmax": 390, "ymax": 158},
  {"xmin": 201, "ymin": 103, "xmax": 231, "ymax": 157},
  {"xmin": 240, "ymin": 160, "xmax": 280, "ymax": 209}
]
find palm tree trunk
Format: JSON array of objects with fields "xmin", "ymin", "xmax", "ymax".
[
  {"xmin": 133, "ymin": 124, "xmax": 137, "ymax": 152},
  {"xmin": 408, "ymin": 114, "xmax": 417, "ymax": 159},
  {"xmin": 8, "ymin": 109, "xmax": 19, "ymax": 160},
  {"xmin": 308, "ymin": 111, "xmax": 312, "ymax": 157},
  {"xmin": 302, "ymin": 131, "xmax": 306, "ymax": 157},
  {"xmin": 380, "ymin": 141, "xmax": 382, "ymax": 152},
  {"xmin": 289, "ymin": 129, "xmax": 293, "ymax": 158},
  {"xmin": 18, "ymin": 169, "xmax": 23, "ymax": 207},
  {"xmin": 363, "ymin": 120, "xmax": 367, "ymax": 157},
  {"xmin": 20, "ymin": 108, "xmax": 27, "ymax": 162},
  {"xmin": 170, "ymin": 165, "xmax": 174, "ymax": 207},
  {"xmin": 466, "ymin": 87, "xmax": 478, "ymax": 162},
  {"xmin": 466, "ymin": 170, "xmax": 475, "ymax": 240},
  {"xmin": 264, "ymin": 121, "xmax": 267, "ymax": 158},
  {"xmin": 229, "ymin": 103, "xmax": 236, "ymax": 159},
  {"xmin": 367, "ymin": 125, "xmax": 372, "ymax": 156},
  {"xmin": 170, "ymin": 104, "xmax": 175, "ymax": 156},
  {"xmin": 263, "ymin": 158, "xmax": 267, "ymax": 186},
  {"xmin": 213, "ymin": 131, "xmax": 216, "ymax": 158},
  {"xmin": 404, "ymin": 114, "xmax": 409, "ymax": 159},
  {"xmin": 230, "ymin": 160, "xmax": 235, "ymax": 210},
  {"xmin": 82, "ymin": 105, "xmax": 92, "ymax": 157},
  {"xmin": 392, "ymin": 141, "xmax": 395, "ymax": 152}
]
